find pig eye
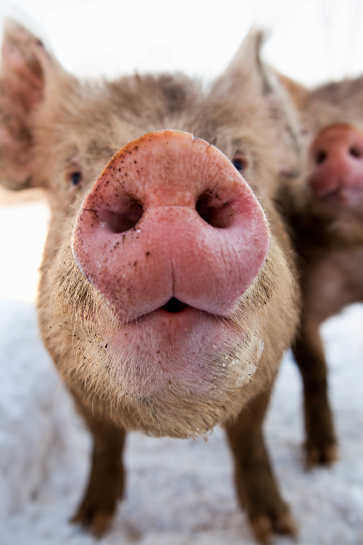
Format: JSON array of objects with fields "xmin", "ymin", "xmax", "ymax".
[
  {"xmin": 69, "ymin": 171, "xmax": 82, "ymax": 186},
  {"xmin": 232, "ymin": 156, "xmax": 247, "ymax": 173}
]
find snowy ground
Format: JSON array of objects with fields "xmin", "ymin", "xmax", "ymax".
[{"xmin": 0, "ymin": 199, "xmax": 362, "ymax": 545}]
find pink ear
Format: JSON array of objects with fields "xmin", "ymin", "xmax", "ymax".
[{"xmin": 0, "ymin": 19, "xmax": 61, "ymax": 190}]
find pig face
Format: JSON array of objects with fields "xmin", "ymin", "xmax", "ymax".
[
  {"xmin": 277, "ymin": 75, "xmax": 363, "ymax": 246},
  {"xmin": 308, "ymin": 124, "xmax": 363, "ymax": 216},
  {"xmin": 0, "ymin": 21, "xmax": 299, "ymax": 438}
]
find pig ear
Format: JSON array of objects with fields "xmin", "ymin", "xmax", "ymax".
[
  {"xmin": 275, "ymin": 72, "xmax": 309, "ymax": 112},
  {"xmin": 212, "ymin": 29, "xmax": 304, "ymax": 176},
  {"xmin": 0, "ymin": 19, "xmax": 64, "ymax": 190},
  {"xmin": 211, "ymin": 29, "xmax": 271, "ymax": 99}
]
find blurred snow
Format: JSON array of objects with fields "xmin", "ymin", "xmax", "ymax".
[
  {"xmin": 0, "ymin": 2, "xmax": 363, "ymax": 544},
  {"xmin": 0, "ymin": 203, "xmax": 48, "ymax": 301},
  {"xmin": 1, "ymin": 0, "xmax": 363, "ymax": 85}
]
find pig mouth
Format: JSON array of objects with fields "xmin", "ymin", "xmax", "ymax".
[
  {"xmin": 331, "ymin": 188, "xmax": 362, "ymax": 207},
  {"xmin": 310, "ymin": 180, "xmax": 363, "ymax": 209},
  {"xmin": 160, "ymin": 297, "xmax": 188, "ymax": 313},
  {"xmin": 117, "ymin": 295, "xmax": 228, "ymax": 326},
  {"xmin": 134, "ymin": 297, "xmax": 197, "ymax": 323},
  {"xmin": 103, "ymin": 297, "xmax": 255, "ymax": 399}
]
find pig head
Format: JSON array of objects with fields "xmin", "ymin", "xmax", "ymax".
[
  {"xmin": 278, "ymin": 73, "xmax": 363, "ymax": 245},
  {"xmin": 0, "ymin": 20, "xmax": 300, "ymax": 439}
]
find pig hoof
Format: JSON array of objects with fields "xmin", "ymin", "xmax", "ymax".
[
  {"xmin": 251, "ymin": 510, "xmax": 298, "ymax": 544},
  {"xmin": 305, "ymin": 442, "xmax": 339, "ymax": 468},
  {"xmin": 70, "ymin": 503, "xmax": 116, "ymax": 538}
]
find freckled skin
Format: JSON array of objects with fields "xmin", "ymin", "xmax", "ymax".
[{"xmin": 0, "ymin": 21, "xmax": 300, "ymax": 543}]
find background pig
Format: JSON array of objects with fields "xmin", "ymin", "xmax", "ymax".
[
  {"xmin": 278, "ymin": 73, "xmax": 363, "ymax": 466},
  {"xmin": 0, "ymin": 20, "xmax": 302, "ymax": 544}
]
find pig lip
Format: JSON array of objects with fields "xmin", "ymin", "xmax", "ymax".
[
  {"xmin": 112, "ymin": 295, "xmax": 230, "ymax": 327},
  {"xmin": 107, "ymin": 304, "xmax": 243, "ymax": 399},
  {"xmin": 138, "ymin": 305, "xmax": 202, "ymax": 325},
  {"xmin": 127, "ymin": 299, "xmax": 214, "ymax": 326},
  {"xmin": 317, "ymin": 186, "xmax": 362, "ymax": 208}
]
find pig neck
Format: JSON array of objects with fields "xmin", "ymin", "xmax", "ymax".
[
  {"xmin": 287, "ymin": 210, "xmax": 363, "ymax": 306},
  {"xmin": 286, "ymin": 207, "xmax": 363, "ymax": 262}
]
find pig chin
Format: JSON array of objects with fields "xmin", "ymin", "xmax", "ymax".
[
  {"xmin": 309, "ymin": 190, "xmax": 363, "ymax": 228},
  {"xmin": 104, "ymin": 308, "xmax": 259, "ymax": 398},
  {"xmin": 85, "ymin": 306, "xmax": 263, "ymax": 437}
]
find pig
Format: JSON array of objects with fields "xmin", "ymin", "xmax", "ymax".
[
  {"xmin": 278, "ymin": 72, "xmax": 363, "ymax": 467},
  {"xmin": 0, "ymin": 20, "xmax": 301, "ymax": 543}
]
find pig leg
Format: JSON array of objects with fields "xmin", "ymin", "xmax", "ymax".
[
  {"xmin": 293, "ymin": 318, "xmax": 337, "ymax": 467},
  {"xmin": 70, "ymin": 400, "xmax": 126, "ymax": 537},
  {"xmin": 225, "ymin": 389, "xmax": 297, "ymax": 544}
]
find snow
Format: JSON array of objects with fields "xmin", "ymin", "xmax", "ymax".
[{"xmin": 0, "ymin": 201, "xmax": 362, "ymax": 545}]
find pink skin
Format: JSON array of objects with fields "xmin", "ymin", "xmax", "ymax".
[
  {"xmin": 309, "ymin": 124, "xmax": 363, "ymax": 207},
  {"xmin": 107, "ymin": 309, "xmax": 249, "ymax": 397},
  {"xmin": 72, "ymin": 130, "xmax": 269, "ymax": 395}
]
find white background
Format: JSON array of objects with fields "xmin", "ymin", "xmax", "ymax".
[{"xmin": 2, "ymin": 0, "xmax": 363, "ymax": 86}]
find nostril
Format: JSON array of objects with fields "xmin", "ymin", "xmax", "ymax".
[
  {"xmin": 349, "ymin": 146, "xmax": 362, "ymax": 159},
  {"xmin": 162, "ymin": 298, "xmax": 187, "ymax": 313},
  {"xmin": 196, "ymin": 190, "xmax": 235, "ymax": 228},
  {"xmin": 96, "ymin": 195, "xmax": 143, "ymax": 233},
  {"xmin": 315, "ymin": 150, "xmax": 327, "ymax": 165}
]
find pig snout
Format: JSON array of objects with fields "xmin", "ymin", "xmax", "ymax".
[
  {"xmin": 309, "ymin": 124, "xmax": 363, "ymax": 204},
  {"xmin": 72, "ymin": 130, "xmax": 269, "ymax": 323}
]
